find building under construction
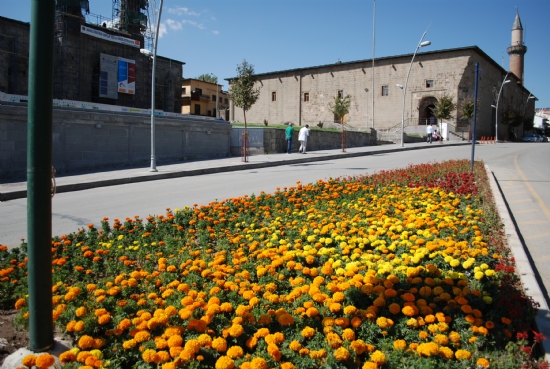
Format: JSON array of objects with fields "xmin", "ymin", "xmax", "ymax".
[{"xmin": 0, "ymin": 0, "xmax": 184, "ymax": 113}]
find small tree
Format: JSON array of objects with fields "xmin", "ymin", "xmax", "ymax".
[
  {"xmin": 196, "ymin": 74, "xmax": 217, "ymax": 83},
  {"xmin": 460, "ymin": 96, "xmax": 476, "ymax": 124},
  {"xmin": 501, "ymin": 109, "xmax": 522, "ymax": 127},
  {"xmin": 328, "ymin": 93, "xmax": 352, "ymax": 152},
  {"xmin": 328, "ymin": 94, "xmax": 352, "ymax": 123},
  {"xmin": 228, "ymin": 60, "xmax": 261, "ymax": 162},
  {"xmin": 431, "ymin": 94, "xmax": 456, "ymax": 140}
]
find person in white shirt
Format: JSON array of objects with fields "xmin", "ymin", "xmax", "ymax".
[
  {"xmin": 298, "ymin": 125, "xmax": 310, "ymax": 153},
  {"xmin": 426, "ymin": 124, "xmax": 434, "ymax": 144}
]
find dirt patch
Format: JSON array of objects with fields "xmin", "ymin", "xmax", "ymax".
[{"xmin": 0, "ymin": 310, "xmax": 29, "ymax": 366}]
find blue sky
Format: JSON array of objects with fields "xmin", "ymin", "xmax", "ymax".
[{"xmin": 3, "ymin": 0, "xmax": 550, "ymax": 108}]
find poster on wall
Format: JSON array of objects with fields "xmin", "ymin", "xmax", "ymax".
[
  {"xmin": 99, "ymin": 54, "xmax": 118, "ymax": 99},
  {"xmin": 117, "ymin": 57, "xmax": 136, "ymax": 94}
]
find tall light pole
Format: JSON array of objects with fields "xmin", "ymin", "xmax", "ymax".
[
  {"xmin": 398, "ymin": 32, "xmax": 431, "ymax": 147},
  {"xmin": 371, "ymin": 0, "xmax": 376, "ymax": 129},
  {"xmin": 145, "ymin": 0, "xmax": 163, "ymax": 172},
  {"xmin": 494, "ymin": 72, "xmax": 510, "ymax": 142}
]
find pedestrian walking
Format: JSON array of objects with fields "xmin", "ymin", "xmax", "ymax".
[
  {"xmin": 426, "ymin": 124, "xmax": 434, "ymax": 144},
  {"xmin": 285, "ymin": 124, "xmax": 294, "ymax": 154},
  {"xmin": 298, "ymin": 125, "xmax": 310, "ymax": 154}
]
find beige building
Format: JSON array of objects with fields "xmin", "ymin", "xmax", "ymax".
[
  {"xmin": 181, "ymin": 79, "xmax": 229, "ymax": 120},
  {"xmin": 228, "ymin": 14, "xmax": 535, "ymax": 141}
]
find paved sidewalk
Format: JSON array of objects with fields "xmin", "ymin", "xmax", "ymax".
[{"xmin": 0, "ymin": 141, "xmax": 470, "ymax": 201}]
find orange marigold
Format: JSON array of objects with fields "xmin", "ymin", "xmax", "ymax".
[
  {"xmin": 215, "ymin": 356, "xmax": 234, "ymax": 369},
  {"xmin": 334, "ymin": 347, "xmax": 350, "ymax": 361},
  {"xmin": 477, "ymin": 358, "xmax": 491, "ymax": 368},
  {"xmin": 455, "ymin": 349, "xmax": 472, "ymax": 360},
  {"xmin": 78, "ymin": 335, "xmax": 95, "ymax": 350}
]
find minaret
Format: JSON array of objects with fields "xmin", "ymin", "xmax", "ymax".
[{"xmin": 507, "ymin": 11, "xmax": 527, "ymax": 85}]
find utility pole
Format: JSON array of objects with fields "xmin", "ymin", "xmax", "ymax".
[{"xmin": 27, "ymin": 0, "xmax": 55, "ymax": 351}]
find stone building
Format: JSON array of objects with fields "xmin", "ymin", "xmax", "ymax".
[
  {"xmin": 0, "ymin": 0, "xmax": 184, "ymax": 113},
  {"xmin": 228, "ymin": 13, "xmax": 535, "ymax": 141}
]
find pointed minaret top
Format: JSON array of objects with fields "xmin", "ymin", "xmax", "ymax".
[{"xmin": 512, "ymin": 11, "xmax": 523, "ymax": 30}]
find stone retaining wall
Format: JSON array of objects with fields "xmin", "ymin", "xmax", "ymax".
[{"xmin": 0, "ymin": 103, "xmax": 231, "ymax": 180}]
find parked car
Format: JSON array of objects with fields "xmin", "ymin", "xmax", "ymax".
[{"xmin": 522, "ymin": 133, "xmax": 544, "ymax": 142}]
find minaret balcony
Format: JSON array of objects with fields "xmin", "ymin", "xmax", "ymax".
[{"xmin": 507, "ymin": 44, "xmax": 527, "ymax": 55}]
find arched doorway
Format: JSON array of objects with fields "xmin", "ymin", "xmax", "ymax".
[{"xmin": 418, "ymin": 96, "xmax": 438, "ymax": 125}]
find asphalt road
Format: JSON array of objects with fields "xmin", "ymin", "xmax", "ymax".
[{"xmin": 1, "ymin": 143, "xmax": 549, "ymax": 303}]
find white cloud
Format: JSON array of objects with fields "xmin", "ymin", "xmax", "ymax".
[
  {"xmin": 158, "ymin": 23, "xmax": 167, "ymax": 38},
  {"xmin": 212, "ymin": 30, "xmax": 219, "ymax": 35},
  {"xmin": 168, "ymin": 7, "xmax": 200, "ymax": 16},
  {"xmin": 182, "ymin": 19, "xmax": 205, "ymax": 30},
  {"xmin": 166, "ymin": 19, "xmax": 182, "ymax": 30}
]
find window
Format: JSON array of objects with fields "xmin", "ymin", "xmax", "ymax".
[
  {"xmin": 381, "ymin": 85, "xmax": 389, "ymax": 96},
  {"xmin": 195, "ymin": 88, "xmax": 202, "ymax": 95},
  {"xmin": 225, "ymin": 98, "xmax": 228, "ymax": 104},
  {"xmin": 304, "ymin": 92, "xmax": 309, "ymax": 102},
  {"xmin": 182, "ymin": 87, "xmax": 186, "ymax": 94},
  {"xmin": 425, "ymin": 80, "xmax": 434, "ymax": 88},
  {"xmin": 272, "ymin": 91, "xmax": 277, "ymax": 101},
  {"xmin": 212, "ymin": 95, "xmax": 216, "ymax": 102},
  {"xmin": 337, "ymin": 90, "xmax": 344, "ymax": 98},
  {"xmin": 207, "ymin": 110, "xmax": 212, "ymax": 116}
]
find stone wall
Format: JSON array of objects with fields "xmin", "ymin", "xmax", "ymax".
[
  {"xmin": 0, "ymin": 103, "xmax": 231, "ymax": 180},
  {"xmin": 230, "ymin": 127, "xmax": 376, "ymax": 156}
]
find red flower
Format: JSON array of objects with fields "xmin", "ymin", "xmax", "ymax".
[
  {"xmin": 517, "ymin": 332, "xmax": 528, "ymax": 340},
  {"xmin": 533, "ymin": 330, "xmax": 546, "ymax": 343}
]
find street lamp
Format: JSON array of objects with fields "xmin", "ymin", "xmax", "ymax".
[
  {"xmin": 494, "ymin": 72, "xmax": 510, "ymax": 142},
  {"xmin": 399, "ymin": 33, "xmax": 431, "ymax": 147},
  {"xmin": 142, "ymin": 0, "xmax": 163, "ymax": 172}
]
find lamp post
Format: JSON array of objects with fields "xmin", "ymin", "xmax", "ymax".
[
  {"xmin": 521, "ymin": 93, "xmax": 536, "ymax": 137},
  {"xmin": 494, "ymin": 72, "xmax": 510, "ymax": 142},
  {"xmin": 364, "ymin": 88, "xmax": 369, "ymax": 128},
  {"xmin": 399, "ymin": 32, "xmax": 431, "ymax": 147},
  {"xmin": 141, "ymin": 0, "xmax": 163, "ymax": 172}
]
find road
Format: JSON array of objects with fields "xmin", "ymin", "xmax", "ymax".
[{"xmin": 1, "ymin": 143, "xmax": 549, "ymax": 302}]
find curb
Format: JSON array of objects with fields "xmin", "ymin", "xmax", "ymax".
[
  {"xmin": 0, "ymin": 142, "xmax": 470, "ymax": 201},
  {"xmin": 485, "ymin": 164, "xmax": 550, "ymax": 361}
]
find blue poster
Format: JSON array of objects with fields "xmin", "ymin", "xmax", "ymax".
[{"xmin": 118, "ymin": 60, "xmax": 128, "ymax": 93}]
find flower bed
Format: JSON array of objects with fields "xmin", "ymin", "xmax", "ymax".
[{"xmin": 0, "ymin": 160, "xmax": 547, "ymax": 369}]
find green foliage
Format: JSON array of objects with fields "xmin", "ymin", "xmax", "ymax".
[
  {"xmin": 431, "ymin": 93, "xmax": 456, "ymax": 121},
  {"xmin": 328, "ymin": 94, "xmax": 352, "ymax": 123},
  {"xmin": 228, "ymin": 60, "xmax": 261, "ymax": 125},
  {"xmin": 460, "ymin": 96, "xmax": 478, "ymax": 123},
  {"xmin": 501, "ymin": 109, "xmax": 522, "ymax": 127},
  {"xmin": 196, "ymin": 73, "xmax": 217, "ymax": 83}
]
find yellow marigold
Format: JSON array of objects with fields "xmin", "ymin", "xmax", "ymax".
[
  {"xmin": 142, "ymin": 349, "xmax": 159, "ymax": 364},
  {"xmin": 277, "ymin": 313, "xmax": 294, "ymax": 326},
  {"xmin": 402, "ymin": 305, "xmax": 418, "ymax": 317},
  {"xmin": 477, "ymin": 358, "xmax": 491, "ymax": 368},
  {"xmin": 167, "ymin": 335, "xmax": 183, "ymax": 348},
  {"xmin": 289, "ymin": 340, "xmax": 302, "ymax": 351},
  {"xmin": 439, "ymin": 346, "xmax": 454, "ymax": 359},
  {"xmin": 122, "ymin": 339, "xmax": 137, "ymax": 349},
  {"xmin": 229, "ymin": 324, "xmax": 244, "ymax": 337},
  {"xmin": 362, "ymin": 363, "xmax": 378, "ymax": 369},
  {"xmin": 212, "ymin": 337, "xmax": 228, "ymax": 352},
  {"xmin": 370, "ymin": 350, "xmax": 386, "ymax": 365},
  {"xmin": 376, "ymin": 317, "xmax": 389, "ymax": 329},
  {"xmin": 434, "ymin": 334, "xmax": 449, "ymax": 346},
  {"xmin": 21, "ymin": 354, "xmax": 37, "ymax": 368},
  {"xmin": 280, "ymin": 363, "xmax": 296, "ymax": 369},
  {"xmin": 329, "ymin": 302, "xmax": 342, "ymax": 313},
  {"xmin": 227, "ymin": 346, "xmax": 244, "ymax": 359},
  {"xmin": 35, "ymin": 353, "xmax": 55, "ymax": 369},
  {"xmin": 59, "ymin": 351, "xmax": 76, "ymax": 363},
  {"xmin": 301, "ymin": 326, "xmax": 316, "ymax": 339},
  {"xmin": 78, "ymin": 335, "xmax": 95, "ymax": 350},
  {"xmin": 14, "ymin": 298, "xmax": 26, "ymax": 310},
  {"xmin": 250, "ymin": 357, "xmax": 268, "ymax": 369},
  {"xmin": 393, "ymin": 339, "xmax": 407, "ymax": 350},
  {"xmin": 197, "ymin": 333, "xmax": 212, "ymax": 347},
  {"xmin": 309, "ymin": 349, "xmax": 327, "ymax": 359},
  {"xmin": 267, "ymin": 343, "xmax": 281, "ymax": 361},
  {"xmin": 449, "ymin": 331, "xmax": 461, "ymax": 343},
  {"xmin": 334, "ymin": 346, "xmax": 350, "ymax": 361},
  {"xmin": 184, "ymin": 339, "xmax": 201, "ymax": 354},
  {"xmin": 134, "ymin": 330, "xmax": 151, "ymax": 343},
  {"xmin": 215, "ymin": 356, "xmax": 235, "ymax": 369},
  {"xmin": 350, "ymin": 340, "xmax": 366, "ymax": 355},
  {"xmin": 455, "ymin": 349, "xmax": 472, "ymax": 360},
  {"xmin": 417, "ymin": 342, "xmax": 439, "ymax": 357},
  {"xmin": 343, "ymin": 305, "xmax": 357, "ymax": 315},
  {"xmin": 341, "ymin": 328, "xmax": 355, "ymax": 341}
]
